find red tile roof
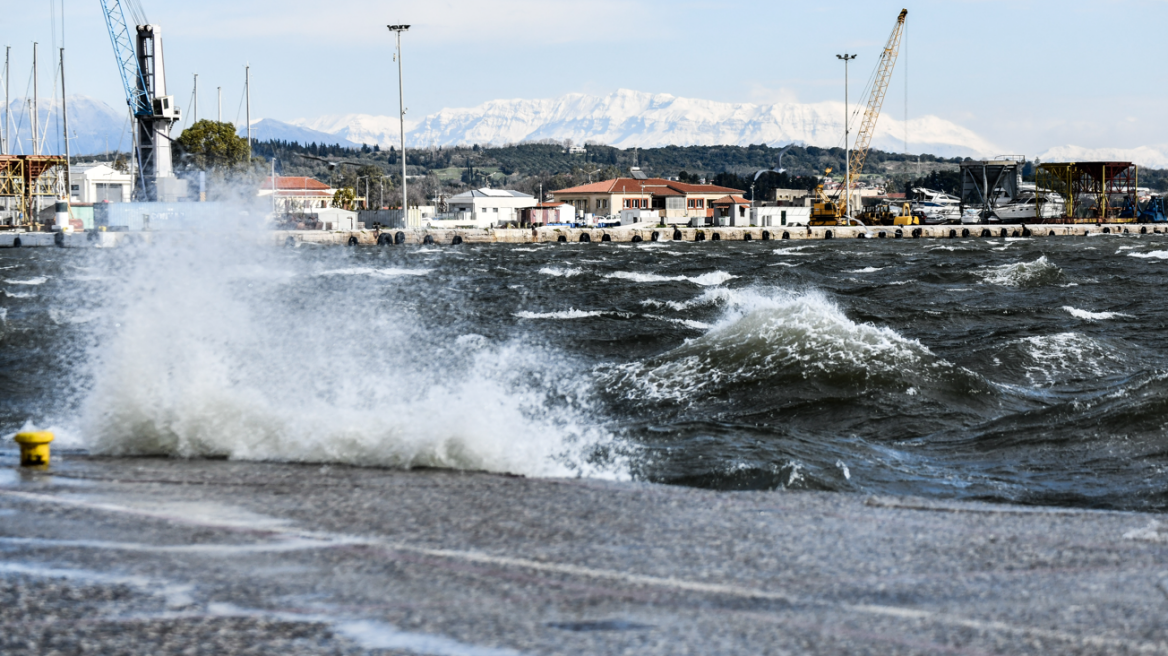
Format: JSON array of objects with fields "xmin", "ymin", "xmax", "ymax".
[
  {"xmin": 553, "ymin": 177, "xmax": 743, "ymax": 196},
  {"xmin": 712, "ymin": 195, "xmax": 750, "ymax": 205},
  {"xmin": 262, "ymin": 176, "xmax": 331, "ymax": 191}
]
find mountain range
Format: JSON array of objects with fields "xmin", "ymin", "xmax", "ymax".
[{"xmin": 5, "ymin": 91, "xmax": 1166, "ymax": 169}]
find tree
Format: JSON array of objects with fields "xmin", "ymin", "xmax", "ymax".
[
  {"xmin": 333, "ymin": 187, "xmax": 356, "ymax": 210},
  {"xmin": 175, "ymin": 120, "xmax": 250, "ymax": 171}
]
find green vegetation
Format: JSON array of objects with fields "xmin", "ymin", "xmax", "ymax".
[
  {"xmin": 174, "ymin": 120, "xmax": 251, "ymax": 171},
  {"xmin": 82, "ymin": 135, "xmax": 1168, "ymax": 207}
]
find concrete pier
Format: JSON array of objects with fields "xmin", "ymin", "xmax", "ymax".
[
  {"xmin": 0, "ymin": 223, "xmax": 1162, "ymax": 248},
  {"xmin": 0, "ymin": 454, "xmax": 1166, "ymax": 655}
]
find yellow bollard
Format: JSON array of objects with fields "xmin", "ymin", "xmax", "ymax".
[{"xmin": 14, "ymin": 431, "xmax": 54, "ymax": 467}]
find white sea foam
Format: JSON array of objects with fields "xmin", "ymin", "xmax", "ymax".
[
  {"xmin": 515, "ymin": 309, "xmax": 606, "ymax": 320},
  {"xmin": 603, "ymin": 270, "xmax": 735, "ymax": 286},
  {"xmin": 316, "ymin": 267, "xmax": 432, "ymax": 278},
  {"xmin": 1128, "ymin": 250, "xmax": 1168, "ymax": 259},
  {"xmin": 5, "ymin": 276, "xmax": 47, "ymax": 285},
  {"xmin": 847, "ymin": 267, "xmax": 883, "ymax": 273},
  {"xmin": 538, "ymin": 266, "xmax": 583, "ymax": 277},
  {"xmin": 78, "ymin": 234, "xmax": 625, "ymax": 480},
  {"xmin": 2, "ymin": 290, "xmax": 34, "ymax": 298},
  {"xmin": 642, "ymin": 314, "xmax": 713, "ymax": 330},
  {"xmin": 604, "ymin": 288, "xmax": 948, "ymax": 402},
  {"xmin": 1062, "ymin": 306, "xmax": 1131, "ymax": 321},
  {"xmin": 772, "ymin": 246, "xmax": 812, "ymax": 255},
  {"xmin": 1014, "ymin": 332, "xmax": 1123, "ymax": 385},
  {"xmin": 977, "ymin": 256, "xmax": 1063, "ymax": 287}
]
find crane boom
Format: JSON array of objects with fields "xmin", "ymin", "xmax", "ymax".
[
  {"xmin": 98, "ymin": 0, "xmax": 151, "ymax": 118},
  {"xmin": 809, "ymin": 9, "xmax": 907, "ymax": 226},
  {"xmin": 848, "ymin": 9, "xmax": 907, "ymax": 183}
]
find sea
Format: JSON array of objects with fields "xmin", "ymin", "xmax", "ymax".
[{"xmin": 2, "ymin": 231, "xmax": 1167, "ymax": 511}]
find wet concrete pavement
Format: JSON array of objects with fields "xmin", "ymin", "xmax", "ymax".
[{"xmin": 1, "ymin": 453, "xmax": 1166, "ymax": 655}]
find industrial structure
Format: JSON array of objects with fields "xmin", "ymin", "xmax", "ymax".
[
  {"xmin": 0, "ymin": 155, "xmax": 68, "ymax": 228},
  {"xmin": 1036, "ymin": 161, "xmax": 1138, "ymax": 223},
  {"xmin": 99, "ymin": 0, "xmax": 186, "ymax": 202},
  {"xmin": 810, "ymin": 8, "xmax": 907, "ymax": 226},
  {"xmin": 959, "ymin": 158, "xmax": 1024, "ymax": 220}
]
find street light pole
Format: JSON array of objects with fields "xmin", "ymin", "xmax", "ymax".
[
  {"xmin": 836, "ymin": 53, "xmax": 856, "ymax": 220},
  {"xmin": 388, "ymin": 25, "xmax": 410, "ymax": 225}
]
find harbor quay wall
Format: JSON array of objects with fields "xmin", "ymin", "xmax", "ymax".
[{"xmin": 0, "ymin": 223, "xmax": 1165, "ymax": 248}]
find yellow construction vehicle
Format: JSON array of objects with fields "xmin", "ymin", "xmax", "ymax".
[{"xmin": 810, "ymin": 9, "xmax": 908, "ymax": 226}]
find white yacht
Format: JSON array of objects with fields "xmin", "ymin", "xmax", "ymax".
[{"xmin": 911, "ymin": 188, "xmax": 962, "ymax": 224}]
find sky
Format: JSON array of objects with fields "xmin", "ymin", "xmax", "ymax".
[{"xmin": 4, "ymin": 0, "xmax": 1166, "ymax": 155}]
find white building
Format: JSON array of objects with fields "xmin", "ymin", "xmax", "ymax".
[
  {"xmin": 308, "ymin": 208, "xmax": 359, "ymax": 231},
  {"xmin": 70, "ymin": 164, "xmax": 133, "ymax": 203},
  {"xmin": 446, "ymin": 188, "xmax": 536, "ymax": 227}
]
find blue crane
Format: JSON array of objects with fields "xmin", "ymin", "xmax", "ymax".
[{"xmin": 98, "ymin": 0, "xmax": 151, "ymax": 118}]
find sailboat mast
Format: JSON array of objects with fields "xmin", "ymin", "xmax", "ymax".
[
  {"xmin": 32, "ymin": 42, "xmax": 38, "ymax": 156},
  {"xmin": 61, "ymin": 48, "xmax": 70, "ymax": 200},
  {"xmin": 245, "ymin": 65, "xmax": 250, "ymax": 154},
  {"xmin": 2, "ymin": 46, "xmax": 8, "ymax": 155}
]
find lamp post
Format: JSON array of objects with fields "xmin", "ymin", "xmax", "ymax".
[
  {"xmin": 836, "ymin": 53, "xmax": 856, "ymax": 220},
  {"xmin": 388, "ymin": 24, "xmax": 410, "ymax": 225}
]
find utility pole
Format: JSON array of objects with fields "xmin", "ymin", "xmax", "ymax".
[
  {"xmin": 31, "ymin": 42, "xmax": 38, "ymax": 157},
  {"xmin": 217, "ymin": 86, "xmax": 221, "ymax": 122},
  {"xmin": 245, "ymin": 65, "xmax": 251, "ymax": 154},
  {"xmin": 60, "ymin": 48, "xmax": 70, "ymax": 200},
  {"xmin": 193, "ymin": 73, "xmax": 198, "ymax": 123},
  {"xmin": 388, "ymin": 25, "xmax": 410, "ymax": 223},
  {"xmin": 836, "ymin": 53, "xmax": 856, "ymax": 219}
]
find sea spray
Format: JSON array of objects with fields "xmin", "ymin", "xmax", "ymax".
[{"xmin": 78, "ymin": 231, "xmax": 627, "ymax": 479}]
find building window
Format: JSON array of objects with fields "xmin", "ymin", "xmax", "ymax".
[{"xmin": 687, "ymin": 199, "xmax": 705, "ymax": 209}]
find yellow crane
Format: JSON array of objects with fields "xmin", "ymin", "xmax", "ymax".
[{"xmin": 810, "ymin": 9, "xmax": 909, "ymax": 226}]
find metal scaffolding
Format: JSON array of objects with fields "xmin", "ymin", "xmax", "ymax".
[
  {"xmin": 1036, "ymin": 161, "xmax": 1138, "ymax": 223},
  {"xmin": 959, "ymin": 158, "xmax": 1023, "ymax": 220},
  {"xmin": 0, "ymin": 155, "xmax": 68, "ymax": 228}
]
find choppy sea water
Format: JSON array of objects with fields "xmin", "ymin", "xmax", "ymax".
[{"xmin": 3, "ymin": 233, "xmax": 1168, "ymax": 511}]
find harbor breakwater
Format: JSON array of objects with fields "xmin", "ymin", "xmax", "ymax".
[{"xmin": 0, "ymin": 223, "xmax": 1164, "ymax": 248}]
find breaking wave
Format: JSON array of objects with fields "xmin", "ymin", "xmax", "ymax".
[
  {"xmin": 603, "ymin": 270, "xmax": 736, "ymax": 286},
  {"xmin": 515, "ymin": 309, "xmax": 610, "ymax": 320},
  {"xmin": 77, "ymin": 235, "xmax": 626, "ymax": 479},
  {"xmin": 5, "ymin": 277, "xmax": 48, "ymax": 285},
  {"xmin": 977, "ymin": 256, "xmax": 1064, "ymax": 287},
  {"xmin": 1128, "ymin": 250, "xmax": 1168, "ymax": 260},
  {"xmin": 602, "ymin": 288, "xmax": 972, "ymax": 402},
  {"xmin": 1062, "ymin": 306, "xmax": 1131, "ymax": 321},
  {"xmin": 538, "ymin": 266, "xmax": 583, "ymax": 277}
]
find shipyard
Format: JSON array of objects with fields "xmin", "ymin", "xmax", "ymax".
[{"xmin": 5, "ymin": 2, "xmax": 1168, "ymax": 656}]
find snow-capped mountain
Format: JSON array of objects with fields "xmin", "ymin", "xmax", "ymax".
[
  {"xmin": 4, "ymin": 95, "xmax": 129, "ymax": 156},
  {"xmin": 292, "ymin": 89, "xmax": 1000, "ymax": 158},
  {"xmin": 1039, "ymin": 144, "xmax": 1168, "ymax": 170},
  {"xmin": 290, "ymin": 113, "xmax": 408, "ymax": 149},
  {"xmin": 11, "ymin": 92, "xmax": 1168, "ymax": 170}
]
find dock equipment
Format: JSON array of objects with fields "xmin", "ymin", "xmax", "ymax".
[
  {"xmin": 0, "ymin": 155, "xmax": 67, "ymax": 229},
  {"xmin": 99, "ymin": 0, "xmax": 185, "ymax": 202},
  {"xmin": 959, "ymin": 157, "xmax": 1023, "ymax": 221},
  {"xmin": 1036, "ymin": 161, "xmax": 1138, "ymax": 223},
  {"xmin": 811, "ymin": 9, "xmax": 908, "ymax": 226}
]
